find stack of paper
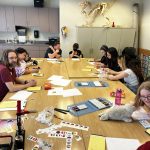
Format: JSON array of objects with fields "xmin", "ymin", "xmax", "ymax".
[
  {"xmin": 50, "ymin": 79, "xmax": 71, "ymax": 87},
  {"xmin": 106, "ymin": 137, "xmax": 141, "ymax": 150},
  {"xmin": 0, "ymin": 100, "xmax": 27, "ymax": 111},
  {"xmin": 9, "ymin": 90, "xmax": 32, "ymax": 100},
  {"xmin": 47, "ymin": 75, "xmax": 63, "ymax": 81},
  {"xmin": 63, "ymin": 88, "xmax": 82, "ymax": 97}
]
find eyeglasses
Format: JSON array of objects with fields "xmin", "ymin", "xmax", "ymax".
[
  {"xmin": 140, "ymin": 96, "xmax": 150, "ymax": 102},
  {"xmin": 8, "ymin": 57, "xmax": 17, "ymax": 60}
]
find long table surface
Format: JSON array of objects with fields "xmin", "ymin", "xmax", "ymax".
[{"xmin": 0, "ymin": 58, "xmax": 149, "ymax": 150}]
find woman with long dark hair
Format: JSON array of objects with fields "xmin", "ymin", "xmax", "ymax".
[{"xmin": 104, "ymin": 47, "xmax": 144, "ymax": 93}]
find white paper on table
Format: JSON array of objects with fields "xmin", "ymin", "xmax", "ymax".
[
  {"xmin": 63, "ymin": 88, "xmax": 82, "ymax": 97},
  {"xmin": 50, "ymin": 79, "xmax": 71, "ymax": 87},
  {"xmin": 72, "ymin": 58, "xmax": 80, "ymax": 61},
  {"xmin": 47, "ymin": 75, "xmax": 63, "ymax": 81},
  {"xmin": 88, "ymin": 62, "xmax": 95, "ymax": 65},
  {"xmin": 47, "ymin": 58, "xmax": 58, "ymax": 61},
  {"xmin": 48, "ymin": 87, "xmax": 63, "ymax": 95},
  {"xmin": 9, "ymin": 90, "xmax": 32, "ymax": 100},
  {"xmin": 106, "ymin": 137, "xmax": 141, "ymax": 150},
  {"xmin": 93, "ymin": 81, "xmax": 102, "ymax": 86}
]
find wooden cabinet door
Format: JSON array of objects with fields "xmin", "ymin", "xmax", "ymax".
[
  {"xmin": 27, "ymin": 7, "xmax": 39, "ymax": 27},
  {"xmin": 77, "ymin": 27, "xmax": 92, "ymax": 58},
  {"xmin": 38, "ymin": 8, "xmax": 49, "ymax": 32},
  {"xmin": 39, "ymin": 45, "xmax": 48, "ymax": 58},
  {"xmin": 14, "ymin": 7, "xmax": 27, "ymax": 26},
  {"xmin": 91, "ymin": 28, "xmax": 107, "ymax": 59},
  {"xmin": 0, "ymin": 7, "xmax": 7, "ymax": 31},
  {"xmin": 5, "ymin": 7, "xmax": 15, "ymax": 32},
  {"xmin": 49, "ymin": 8, "xmax": 59, "ymax": 34}
]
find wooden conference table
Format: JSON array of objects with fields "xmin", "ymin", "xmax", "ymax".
[{"xmin": 1, "ymin": 58, "xmax": 149, "ymax": 150}]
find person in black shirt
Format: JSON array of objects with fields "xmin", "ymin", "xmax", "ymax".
[
  {"xmin": 45, "ymin": 41, "xmax": 62, "ymax": 58},
  {"xmin": 107, "ymin": 47, "xmax": 121, "ymax": 71},
  {"xmin": 69, "ymin": 43, "xmax": 83, "ymax": 58},
  {"xmin": 95, "ymin": 45, "xmax": 108, "ymax": 68}
]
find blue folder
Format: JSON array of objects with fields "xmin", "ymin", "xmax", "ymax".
[
  {"xmin": 67, "ymin": 97, "xmax": 112, "ymax": 116},
  {"xmin": 74, "ymin": 81, "xmax": 108, "ymax": 87}
]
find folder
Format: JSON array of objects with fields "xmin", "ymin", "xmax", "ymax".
[{"xmin": 88, "ymin": 135, "xmax": 105, "ymax": 150}]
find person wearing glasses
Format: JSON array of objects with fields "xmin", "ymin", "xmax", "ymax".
[
  {"xmin": 132, "ymin": 81, "xmax": 150, "ymax": 120},
  {"xmin": 0, "ymin": 49, "xmax": 37, "ymax": 101}
]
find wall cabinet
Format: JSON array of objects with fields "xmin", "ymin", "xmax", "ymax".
[
  {"xmin": 0, "ymin": 7, "xmax": 7, "ymax": 32},
  {"xmin": 5, "ymin": 7, "xmax": 15, "ymax": 32},
  {"xmin": 27, "ymin": 7, "xmax": 39, "ymax": 27},
  {"xmin": 0, "ymin": 6, "xmax": 59, "ymax": 33},
  {"xmin": 77, "ymin": 27, "xmax": 136, "ymax": 58},
  {"xmin": 49, "ymin": 8, "xmax": 59, "ymax": 34},
  {"xmin": 38, "ymin": 8, "xmax": 49, "ymax": 32}
]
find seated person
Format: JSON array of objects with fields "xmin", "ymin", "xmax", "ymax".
[
  {"xmin": 15, "ymin": 47, "xmax": 40, "ymax": 77},
  {"xmin": 0, "ymin": 49, "xmax": 36, "ymax": 101},
  {"xmin": 132, "ymin": 81, "xmax": 150, "ymax": 120},
  {"xmin": 95, "ymin": 45, "xmax": 108, "ymax": 67},
  {"xmin": 69, "ymin": 43, "xmax": 83, "ymax": 58},
  {"xmin": 104, "ymin": 48, "xmax": 144, "ymax": 93},
  {"xmin": 45, "ymin": 41, "xmax": 62, "ymax": 59}
]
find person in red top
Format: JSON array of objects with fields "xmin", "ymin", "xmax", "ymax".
[{"xmin": 0, "ymin": 49, "xmax": 37, "ymax": 101}]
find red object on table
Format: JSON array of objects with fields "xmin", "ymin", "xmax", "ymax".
[{"xmin": 44, "ymin": 83, "xmax": 52, "ymax": 90}]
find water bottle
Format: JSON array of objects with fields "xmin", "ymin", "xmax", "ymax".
[{"xmin": 115, "ymin": 89, "xmax": 122, "ymax": 105}]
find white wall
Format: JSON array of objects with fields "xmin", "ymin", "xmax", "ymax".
[
  {"xmin": 60, "ymin": 0, "xmax": 140, "ymax": 57},
  {"xmin": 140, "ymin": 0, "xmax": 150, "ymax": 50}
]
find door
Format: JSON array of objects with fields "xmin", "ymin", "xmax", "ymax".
[
  {"xmin": 119, "ymin": 28, "xmax": 136, "ymax": 54},
  {"xmin": 91, "ymin": 28, "xmax": 107, "ymax": 59},
  {"xmin": 49, "ymin": 8, "xmax": 59, "ymax": 34},
  {"xmin": 14, "ymin": 7, "xmax": 27, "ymax": 26},
  {"xmin": 77, "ymin": 27, "xmax": 92, "ymax": 58},
  {"xmin": 106, "ymin": 28, "xmax": 121, "ymax": 51},
  {"xmin": 27, "ymin": 7, "xmax": 39, "ymax": 27},
  {"xmin": 38, "ymin": 8, "xmax": 49, "ymax": 32},
  {"xmin": 0, "ymin": 7, "xmax": 7, "ymax": 32},
  {"xmin": 5, "ymin": 7, "xmax": 15, "ymax": 32}
]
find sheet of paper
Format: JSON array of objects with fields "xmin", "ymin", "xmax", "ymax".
[
  {"xmin": 47, "ymin": 58, "xmax": 58, "ymax": 61},
  {"xmin": 106, "ymin": 137, "xmax": 141, "ymax": 150},
  {"xmin": 47, "ymin": 75, "xmax": 63, "ymax": 81},
  {"xmin": 51, "ymin": 79, "xmax": 71, "ymax": 87},
  {"xmin": 63, "ymin": 88, "xmax": 82, "ymax": 97},
  {"xmin": 0, "ymin": 100, "xmax": 27, "ymax": 111},
  {"xmin": 72, "ymin": 58, "xmax": 80, "ymax": 61},
  {"xmin": 9, "ymin": 90, "xmax": 32, "ymax": 100},
  {"xmin": 27, "ymin": 86, "xmax": 41, "ymax": 91},
  {"xmin": 32, "ymin": 73, "xmax": 43, "ymax": 77},
  {"xmin": 88, "ymin": 62, "xmax": 95, "ymax": 65},
  {"xmin": 88, "ymin": 135, "xmax": 105, "ymax": 150},
  {"xmin": 93, "ymin": 81, "xmax": 102, "ymax": 86},
  {"xmin": 82, "ymin": 68, "xmax": 92, "ymax": 72},
  {"xmin": 48, "ymin": 87, "xmax": 63, "ymax": 95}
]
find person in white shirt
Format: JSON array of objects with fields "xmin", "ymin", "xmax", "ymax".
[
  {"xmin": 104, "ymin": 47, "xmax": 144, "ymax": 93},
  {"xmin": 132, "ymin": 81, "xmax": 150, "ymax": 120},
  {"xmin": 15, "ymin": 47, "xmax": 39, "ymax": 77}
]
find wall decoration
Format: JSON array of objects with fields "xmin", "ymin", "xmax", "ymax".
[
  {"xmin": 79, "ymin": 0, "xmax": 117, "ymax": 27},
  {"xmin": 61, "ymin": 26, "xmax": 68, "ymax": 38}
]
